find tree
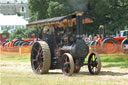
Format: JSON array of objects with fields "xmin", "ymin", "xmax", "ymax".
[
  {"xmin": 9, "ymin": 27, "xmax": 41, "ymax": 40},
  {"xmin": 9, "ymin": 28, "xmax": 25, "ymax": 40},
  {"xmin": 28, "ymin": 0, "xmax": 89, "ymax": 21},
  {"xmin": 24, "ymin": 27, "xmax": 40, "ymax": 38},
  {"xmin": 47, "ymin": 1, "xmax": 67, "ymax": 17},
  {"xmin": 28, "ymin": 0, "xmax": 49, "ymax": 21},
  {"xmin": 87, "ymin": 0, "xmax": 128, "ymax": 34}
]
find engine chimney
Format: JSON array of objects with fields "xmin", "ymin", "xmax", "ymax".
[{"xmin": 76, "ymin": 12, "xmax": 84, "ymax": 38}]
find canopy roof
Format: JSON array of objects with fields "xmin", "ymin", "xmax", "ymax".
[
  {"xmin": 28, "ymin": 16, "xmax": 67, "ymax": 27},
  {"xmin": 27, "ymin": 12, "xmax": 94, "ymax": 27}
]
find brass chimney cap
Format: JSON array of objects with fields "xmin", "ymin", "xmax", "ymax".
[{"xmin": 76, "ymin": 12, "xmax": 84, "ymax": 16}]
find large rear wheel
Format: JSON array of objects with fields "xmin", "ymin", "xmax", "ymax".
[
  {"xmin": 62, "ymin": 53, "xmax": 74, "ymax": 76},
  {"xmin": 88, "ymin": 52, "xmax": 101, "ymax": 75},
  {"xmin": 31, "ymin": 41, "xmax": 51, "ymax": 74}
]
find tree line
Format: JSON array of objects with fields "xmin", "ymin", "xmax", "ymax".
[{"xmin": 28, "ymin": 0, "xmax": 128, "ymax": 35}]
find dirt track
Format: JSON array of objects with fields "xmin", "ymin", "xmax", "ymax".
[
  {"xmin": 0, "ymin": 60, "xmax": 128, "ymax": 85},
  {"xmin": 1, "ymin": 61, "xmax": 128, "ymax": 77}
]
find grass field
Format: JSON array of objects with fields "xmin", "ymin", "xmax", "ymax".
[
  {"xmin": 100, "ymin": 53, "xmax": 128, "ymax": 68},
  {"xmin": 0, "ymin": 53, "xmax": 128, "ymax": 85}
]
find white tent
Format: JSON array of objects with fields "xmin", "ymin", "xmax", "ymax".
[{"xmin": 0, "ymin": 14, "xmax": 28, "ymax": 28}]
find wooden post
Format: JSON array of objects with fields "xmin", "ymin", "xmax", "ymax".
[{"xmin": 19, "ymin": 47, "xmax": 22, "ymax": 56}]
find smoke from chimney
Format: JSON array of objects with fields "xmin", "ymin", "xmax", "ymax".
[{"xmin": 68, "ymin": 0, "xmax": 88, "ymax": 12}]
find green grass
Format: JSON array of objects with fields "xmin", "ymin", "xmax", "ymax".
[
  {"xmin": 100, "ymin": 53, "xmax": 128, "ymax": 58},
  {"xmin": 0, "ymin": 55, "xmax": 30, "ymax": 62},
  {"xmin": 100, "ymin": 54, "xmax": 128, "ymax": 68},
  {"xmin": 101, "ymin": 55, "xmax": 128, "ymax": 62}
]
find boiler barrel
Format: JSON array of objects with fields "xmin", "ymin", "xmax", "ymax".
[{"xmin": 71, "ymin": 39, "xmax": 89, "ymax": 58}]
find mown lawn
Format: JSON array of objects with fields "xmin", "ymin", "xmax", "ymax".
[
  {"xmin": 100, "ymin": 53, "xmax": 128, "ymax": 68},
  {"xmin": 0, "ymin": 54, "xmax": 30, "ymax": 62}
]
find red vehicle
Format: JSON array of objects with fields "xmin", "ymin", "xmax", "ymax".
[
  {"xmin": 90, "ymin": 25, "xmax": 128, "ymax": 54},
  {"xmin": 0, "ymin": 33, "xmax": 9, "ymax": 43}
]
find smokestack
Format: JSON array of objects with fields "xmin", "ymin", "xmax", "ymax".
[{"xmin": 76, "ymin": 12, "xmax": 84, "ymax": 38}]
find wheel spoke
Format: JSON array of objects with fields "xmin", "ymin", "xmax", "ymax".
[
  {"xmin": 39, "ymin": 51, "xmax": 44, "ymax": 59},
  {"xmin": 38, "ymin": 46, "xmax": 42, "ymax": 54},
  {"xmin": 66, "ymin": 62, "xmax": 70, "ymax": 64},
  {"xmin": 32, "ymin": 59, "xmax": 37, "ymax": 62},
  {"xmin": 67, "ymin": 67, "xmax": 70, "ymax": 73},
  {"xmin": 39, "ymin": 46, "xmax": 42, "ymax": 51},
  {"xmin": 40, "ymin": 62, "xmax": 43, "ymax": 69},
  {"xmin": 31, "ymin": 53, "xmax": 35, "ymax": 56},
  {"xmin": 65, "ymin": 56, "xmax": 68, "ymax": 62},
  {"xmin": 63, "ymin": 66, "xmax": 67, "ymax": 72},
  {"xmin": 36, "ymin": 65, "xmax": 40, "ymax": 72},
  {"xmin": 94, "ymin": 57, "xmax": 97, "ymax": 62},
  {"xmin": 91, "ymin": 66, "xmax": 94, "ymax": 72},
  {"xmin": 94, "ymin": 67, "xmax": 96, "ymax": 73},
  {"xmin": 33, "ymin": 47, "xmax": 38, "ymax": 52},
  {"xmin": 63, "ymin": 65, "xmax": 70, "ymax": 73},
  {"xmin": 36, "ymin": 63, "xmax": 42, "ymax": 72}
]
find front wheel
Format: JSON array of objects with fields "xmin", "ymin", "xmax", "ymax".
[
  {"xmin": 62, "ymin": 53, "xmax": 74, "ymax": 76},
  {"xmin": 88, "ymin": 52, "xmax": 101, "ymax": 75}
]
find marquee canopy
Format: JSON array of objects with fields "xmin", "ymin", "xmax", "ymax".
[{"xmin": 0, "ymin": 14, "xmax": 28, "ymax": 26}]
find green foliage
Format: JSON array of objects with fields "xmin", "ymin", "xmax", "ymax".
[
  {"xmin": 16, "ymin": 12, "xmax": 21, "ymax": 16},
  {"xmin": 47, "ymin": 1, "xmax": 66, "ymax": 17},
  {"xmin": 88, "ymin": 0, "xmax": 128, "ymax": 34},
  {"xmin": 24, "ymin": 27, "xmax": 40, "ymax": 38},
  {"xmin": 9, "ymin": 28, "xmax": 25, "ymax": 40},
  {"xmin": 28, "ymin": 0, "xmax": 49, "ymax": 21},
  {"xmin": 9, "ymin": 27, "xmax": 40, "ymax": 40}
]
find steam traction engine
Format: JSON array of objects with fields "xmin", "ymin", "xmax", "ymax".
[{"xmin": 27, "ymin": 12, "xmax": 101, "ymax": 76}]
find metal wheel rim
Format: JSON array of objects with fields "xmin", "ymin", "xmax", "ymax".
[
  {"xmin": 88, "ymin": 53, "xmax": 101, "ymax": 75},
  {"xmin": 31, "ymin": 42, "xmax": 44, "ymax": 74},
  {"xmin": 62, "ymin": 53, "xmax": 74, "ymax": 76}
]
